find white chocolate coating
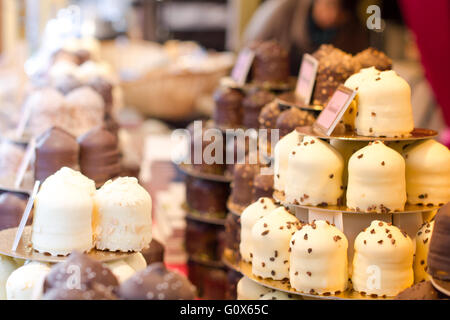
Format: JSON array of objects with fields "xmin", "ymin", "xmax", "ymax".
[
  {"xmin": 0, "ymin": 255, "xmax": 17, "ymax": 300},
  {"xmin": 259, "ymin": 290, "xmax": 301, "ymax": 300},
  {"xmin": 240, "ymin": 197, "xmax": 278, "ymax": 262},
  {"xmin": 125, "ymin": 253, "xmax": 147, "ymax": 272},
  {"xmin": 290, "ymin": 220, "xmax": 348, "ymax": 294},
  {"xmin": 285, "ymin": 136, "xmax": 344, "ymax": 206},
  {"xmin": 413, "ymin": 221, "xmax": 434, "ymax": 283},
  {"xmin": 32, "ymin": 167, "xmax": 95, "ymax": 256},
  {"xmin": 236, "ymin": 276, "xmax": 271, "ymax": 300},
  {"xmin": 352, "ymin": 221, "xmax": 414, "ymax": 296},
  {"xmin": 330, "ymin": 139, "xmax": 367, "ymax": 187},
  {"xmin": 344, "ymin": 68, "xmax": 414, "ymax": 137},
  {"xmin": 251, "ymin": 207, "xmax": 300, "ymax": 280},
  {"xmin": 105, "ymin": 260, "xmax": 136, "ymax": 283},
  {"xmin": 403, "ymin": 140, "xmax": 450, "ymax": 205},
  {"xmin": 6, "ymin": 262, "xmax": 50, "ymax": 300},
  {"xmin": 347, "ymin": 141, "xmax": 406, "ymax": 212},
  {"xmin": 273, "ymin": 130, "xmax": 302, "ymax": 192},
  {"xmin": 95, "ymin": 177, "xmax": 152, "ymax": 252}
]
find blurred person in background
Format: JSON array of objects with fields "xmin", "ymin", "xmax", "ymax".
[{"xmin": 243, "ymin": 0, "xmax": 369, "ymax": 74}]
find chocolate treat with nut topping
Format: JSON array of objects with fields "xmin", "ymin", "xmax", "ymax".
[
  {"xmin": 252, "ymin": 173, "xmax": 274, "ymax": 202},
  {"xmin": 229, "ymin": 158, "xmax": 261, "ymax": 208},
  {"xmin": 0, "ymin": 192, "xmax": 28, "ymax": 231},
  {"xmin": 354, "ymin": 47, "xmax": 392, "ymax": 71},
  {"xmin": 44, "ymin": 251, "xmax": 119, "ymax": 294},
  {"xmin": 78, "ymin": 126, "xmax": 121, "ymax": 187},
  {"xmin": 213, "ymin": 87, "xmax": 244, "ymax": 128},
  {"xmin": 428, "ymin": 203, "xmax": 450, "ymax": 280},
  {"xmin": 140, "ymin": 239, "xmax": 165, "ymax": 265},
  {"xmin": 275, "ymin": 107, "xmax": 315, "ymax": 138},
  {"xmin": 118, "ymin": 262, "xmax": 196, "ymax": 300},
  {"xmin": 186, "ymin": 175, "xmax": 230, "ymax": 217},
  {"xmin": 395, "ymin": 281, "xmax": 446, "ymax": 300},
  {"xmin": 34, "ymin": 127, "xmax": 80, "ymax": 183},
  {"xmin": 312, "ymin": 44, "xmax": 359, "ymax": 106},
  {"xmin": 250, "ymin": 41, "xmax": 290, "ymax": 84},
  {"xmin": 259, "ymin": 100, "xmax": 282, "ymax": 130},
  {"xmin": 242, "ymin": 89, "xmax": 276, "ymax": 129}
]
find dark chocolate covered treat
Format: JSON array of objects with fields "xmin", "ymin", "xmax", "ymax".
[
  {"xmin": 213, "ymin": 87, "xmax": 244, "ymax": 127},
  {"xmin": 252, "ymin": 173, "xmax": 274, "ymax": 202},
  {"xmin": 312, "ymin": 44, "xmax": 359, "ymax": 106},
  {"xmin": 229, "ymin": 159, "xmax": 261, "ymax": 208},
  {"xmin": 0, "ymin": 192, "xmax": 27, "ymax": 230},
  {"xmin": 188, "ymin": 121, "xmax": 226, "ymax": 175},
  {"xmin": 35, "ymin": 127, "xmax": 79, "ymax": 183},
  {"xmin": 118, "ymin": 262, "xmax": 196, "ymax": 300},
  {"xmin": 54, "ymin": 74, "xmax": 82, "ymax": 95},
  {"xmin": 226, "ymin": 268, "xmax": 243, "ymax": 300},
  {"xmin": 203, "ymin": 268, "xmax": 228, "ymax": 300},
  {"xmin": 43, "ymin": 284, "xmax": 118, "ymax": 300},
  {"xmin": 354, "ymin": 47, "xmax": 392, "ymax": 71},
  {"xmin": 104, "ymin": 114, "xmax": 120, "ymax": 137},
  {"xmin": 185, "ymin": 175, "xmax": 229, "ymax": 217},
  {"xmin": 242, "ymin": 89, "xmax": 276, "ymax": 129},
  {"xmin": 250, "ymin": 41, "xmax": 290, "ymax": 84},
  {"xmin": 428, "ymin": 203, "xmax": 450, "ymax": 280},
  {"xmin": 275, "ymin": 107, "xmax": 315, "ymax": 138},
  {"xmin": 140, "ymin": 239, "xmax": 165, "ymax": 265},
  {"xmin": 88, "ymin": 76, "xmax": 114, "ymax": 116},
  {"xmin": 78, "ymin": 126, "xmax": 121, "ymax": 187},
  {"xmin": 224, "ymin": 213, "xmax": 241, "ymax": 263},
  {"xmin": 185, "ymin": 217, "xmax": 225, "ymax": 261},
  {"xmin": 44, "ymin": 251, "xmax": 119, "ymax": 294},
  {"xmin": 259, "ymin": 100, "xmax": 282, "ymax": 130},
  {"xmin": 395, "ymin": 281, "xmax": 443, "ymax": 300}
]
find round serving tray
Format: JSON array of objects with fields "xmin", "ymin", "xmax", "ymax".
[
  {"xmin": 295, "ymin": 126, "xmax": 438, "ymax": 142},
  {"xmin": 183, "ymin": 203, "xmax": 227, "ymax": 226},
  {"xmin": 177, "ymin": 163, "xmax": 232, "ymax": 183},
  {"xmin": 273, "ymin": 191, "xmax": 440, "ymax": 215},
  {"xmin": 222, "ymin": 249, "xmax": 392, "ymax": 300},
  {"xmin": 0, "ymin": 226, "xmax": 134, "ymax": 263}
]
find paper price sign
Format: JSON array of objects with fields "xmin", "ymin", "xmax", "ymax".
[
  {"xmin": 230, "ymin": 48, "xmax": 255, "ymax": 86},
  {"xmin": 295, "ymin": 54, "xmax": 319, "ymax": 105}
]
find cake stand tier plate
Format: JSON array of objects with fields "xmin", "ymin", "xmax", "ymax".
[
  {"xmin": 183, "ymin": 203, "xmax": 226, "ymax": 226},
  {"xmin": 177, "ymin": 163, "xmax": 232, "ymax": 183},
  {"xmin": 0, "ymin": 226, "xmax": 134, "ymax": 263},
  {"xmin": 223, "ymin": 249, "xmax": 392, "ymax": 300},
  {"xmin": 273, "ymin": 191, "xmax": 441, "ymax": 215},
  {"xmin": 295, "ymin": 126, "xmax": 437, "ymax": 142},
  {"xmin": 276, "ymin": 95, "xmax": 324, "ymax": 113},
  {"xmin": 220, "ymin": 76, "xmax": 296, "ymax": 92}
]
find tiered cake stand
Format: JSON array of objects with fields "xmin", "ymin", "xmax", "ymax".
[{"xmin": 223, "ymin": 125, "xmax": 441, "ymax": 300}]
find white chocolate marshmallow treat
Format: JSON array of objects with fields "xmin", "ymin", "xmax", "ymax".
[
  {"xmin": 273, "ymin": 129, "xmax": 302, "ymax": 193},
  {"xmin": 413, "ymin": 221, "xmax": 434, "ymax": 283}
]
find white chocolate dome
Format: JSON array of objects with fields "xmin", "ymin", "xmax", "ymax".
[
  {"xmin": 285, "ymin": 136, "xmax": 344, "ymax": 206},
  {"xmin": 251, "ymin": 207, "xmax": 300, "ymax": 280},
  {"xmin": 403, "ymin": 139, "xmax": 450, "ymax": 205},
  {"xmin": 0, "ymin": 255, "xmax": 17, "ymax": 299},
  {"xmin": 6, "ymin": 262, "xmax": 50, "ymax": 300},
  {"xmin": 273, "ymin": 129, "xmax": 302, "ymax": 192},
  {"xmin": 344, "ymin": 68, "xmax": 414, "ymax": 137},
  {"xmin": 240, "ymin": 197, "xmax": 278, "ymax": 262},
  {"xmin": 290, "ymin": 220, "xmax": 348, "ymax": 295},
  {"xmin": 95, "ymin": 177, "xmax": 152, "ymax": 252},
  {"xmin": 347, "ymin": 141, "xmax": 406, "ymax": 212},
  {"xmin": 236, "ymin": 276, "xmax": 271, "ymax": 300},
  {"xmin": 413, "ymin": 221, "xmax": 434, "ymax": 283},
  {"xmin": 32, "ymin": 167, "xmax": 95, "ymax": 256},
  {"xmin": 352, "ymin": 221, "xmax": 414, "ymax": 296},
  {"xmin": 259, "ymin": 290, "xmax": 301, "ymax": 300},
  {"xmin": 330, "ymin": 139, "xmax": 367, "ymax": 187}
]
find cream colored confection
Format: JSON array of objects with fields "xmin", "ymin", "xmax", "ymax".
[
  {"xmin": 32, "ymin": 167, "xmax": 95, "ymax": 256},
  {"xmin": 64, "ymin": 86, "xmax": 105, "ymax": 137},
  {"xmin": 6, "ymin": 262, "xmax": 50, "ymax": 300},
  {"xmin": 95, "ymin": 177, "xmax": 152, "ymax": 252},
  {"xmin": 105, "ymin": 260, "xmax": 136, "ymax": 283},
  {"xmin": 330, "ymin": 139, "xmax": 367, "ymax": 187},
  {"xmin": 413, "ymin": 221, "xmax": 434, "ymax": 283},
  {"xmin": 285, "ymin": 136, "xmax": 344, "ymax": 206},
  {"xmin": 290, "ymin": 220, "xmax": 348, "ymax": 295},
  {"xmin": 352, "ymin": 221, "xmax": 414, "ymax": 296},
  {"xmin": 0, "ymin": 255, "xmax": 17, "ymax": 300},
  {"xmin": 78, "ymin": 61, "xmax": 117, "ymax": 84},
  {"xmin": 259, "ymin": 290, "xmax": 301, "ymax": 300},
  {"xmin": 347, "ymin": 141, "xmax": 406, "ymax": 212},
  {"xmin": 236, "ymin": 276, "xmax": 271, "ymax": 300},
  {"xmin": 273, "ymin": 129, "xmax": 302, "ymax": 193},
  {"xmin": 344, "ymin": 68, "xmax": 414, "ymax": 137},
  {"xmin": 240, "ymin": 197, "xmax": 278, "ymax": 262},
  {"xmin": 125, "ymin": 253, "xmax": 147, "ymax": 272},
  {"xmin": 251, "ymin": 207, "xmax": 300, "ymax": 280},
  {"xmin": 403, "ymin": 140, "xmax": 450, "ymax": 205}
]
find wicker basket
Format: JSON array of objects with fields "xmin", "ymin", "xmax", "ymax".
[{"xmin": 101, "ymin": 40, "xmax": 231, "ymax": 120}]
